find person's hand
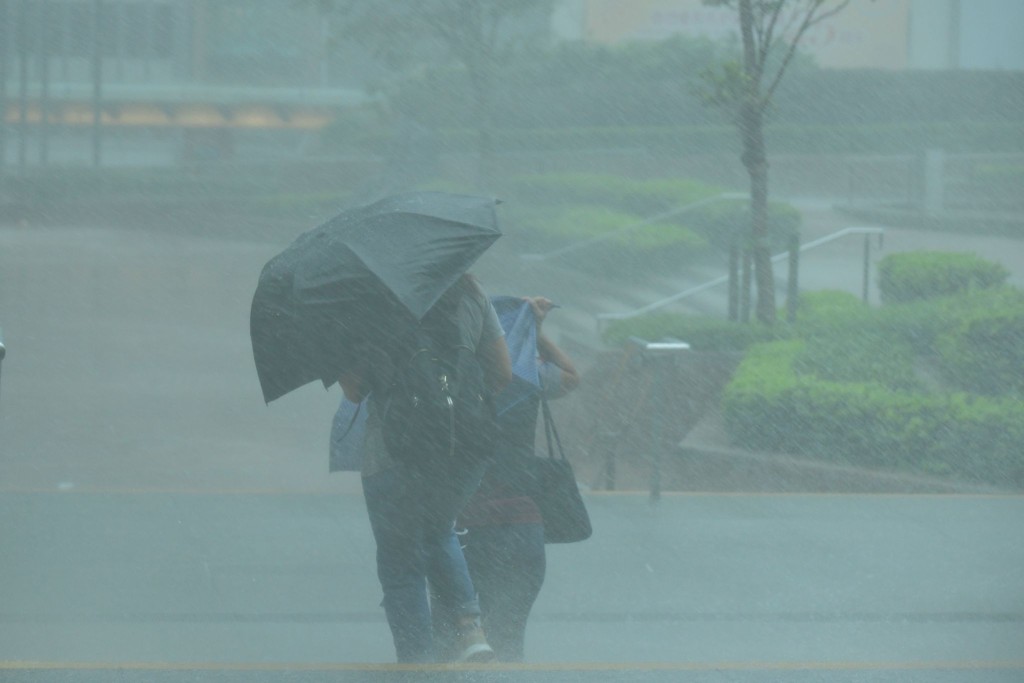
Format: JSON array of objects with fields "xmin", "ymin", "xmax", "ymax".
[{"xmin": 525, "ymin": 296, "xmax": 556, "ymax": 325}]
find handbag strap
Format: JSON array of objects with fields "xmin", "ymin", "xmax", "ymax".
[{"xmin": 539, "ymin": 384, "xmax": 567, "ymax": 462}]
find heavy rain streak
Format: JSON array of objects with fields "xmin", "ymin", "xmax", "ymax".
[{"xmin": 2, "ymin": 1, "xmax": 1023, "ymax": 681}]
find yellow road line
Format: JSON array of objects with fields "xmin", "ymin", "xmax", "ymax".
[
  {"xmin": 1, "ymin": 660, "xmax": 1022, "ymax": 672},
  {"xmin": 0, "ymin": 488, "xmax": 1020, "ymax": 499}
]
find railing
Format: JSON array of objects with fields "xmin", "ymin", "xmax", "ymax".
[
  {"xmin": 519, "ymin": 192, "xmax": 748, "ymax": 263},
  {"xmin": 596, "ymin": 226, "xmax": 886, "ymax": 328},
  {"xmin": 0, "ymin": 326, "xmax": 5, "ymax": 407}
]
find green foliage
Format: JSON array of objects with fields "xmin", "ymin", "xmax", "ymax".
[
  {"xmin": 722, "ymin": 340, "xmax": 1024, "ymax": 485},
  {"xmin": 500, "ymin": 172, "xmax": 799, "ymax": 252},
  {"xmin": 685, "ymin": 198, "xmax": 801, "ymax": 250},
  {"xmin": 936, "ymin": 298, "xmax": 1024, "ymax": 396},
  {"xmin": 494, "ymin": 172, "xmax": 799, "ymax": 274},
  {"xmin": 505, "ymin": 173, "xmax": 719, "ymax": 214},
  {"xmin": 878, "ymin": 251, "xmax": 1009, "ymax": 304},
  {"xmin": 791, "ymin": 290, "xmax": 867, "ymax": 325},
  {"xmin": 785, "ymin": 291, "xmax": 921, "ymax": 391},
  {"xmin": 602, "ymin": 314, "xmax": 782, "ymax": 351},
  {"xmin": 7, "ymin": 167, "xmax": 262, "ymax": 203},
  {"xmin": 319, "ymin": 121, "xmax": 1024, "ymax": 157},
  {"xmin": 329, "ymin": 26, "xmax": 1024, "ymax": 156},
  {"xmin": 793, "ymin": 327, "xmax": 921, "ymax": 392},
  {"xmin": 868, "ymin": 287, "xmax": 1024, "ymax": 354},
  {"xmin": 972, "ymin": 163, "xmax": 1024, "ymax": 187},
  {"xmin": 512, "ymin": 205, "xmax": 710, "ymax": 276}
]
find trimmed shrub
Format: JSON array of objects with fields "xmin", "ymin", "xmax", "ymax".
[
  {"xmin": 791, "ymin": 290, "xmax": 870, "ymax": 330},
  {"xmin": 936, "ymin": 303, "xmax": 1024, "ymax": 396},
  {"xmin": 793, "ymin": 330, "xmax": 921, "ymax": 392},
  {"xmin": 512, "ymin": 204, "xmax": 711, "ymax": 275},
  {"xmin": 505, "ymin": 173, "xmax": 719, "ymax": 215},
  {"xmin": 722, "ymin": 340, "xmax": 1024, "ymax": 485},
  {"xmin": 789, "ymin": 290, "xmax": 920, "ymax": 391},
  {"xmin": 878, "ymin": 251, "xmax": 1009, "ymax": 304}
]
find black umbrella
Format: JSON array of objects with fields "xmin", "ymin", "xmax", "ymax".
[{"xmin": 250, "ymin": 191, "xmax": 502, "ymax": 403}]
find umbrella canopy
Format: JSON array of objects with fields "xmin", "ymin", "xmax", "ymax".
[{"xmin": 251, "ymin": 192, "xmax": 501, "ymax": 403}]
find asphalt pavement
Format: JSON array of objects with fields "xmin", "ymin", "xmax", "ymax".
[{"xmin": 1, "ymin": 491, "xmax": 1022, "ymax": 681}]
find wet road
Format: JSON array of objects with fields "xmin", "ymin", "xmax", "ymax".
[
  {"xmin": 1, "ymin": 217, "xmax": 1023, "ymax": 681},
  {"xmin": 0, "ymin": 492, "xmax": 1022, "ymax": 680}
]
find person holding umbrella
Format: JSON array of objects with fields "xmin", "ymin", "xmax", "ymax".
[
  {"xmin": 251, "ymin": 193, "xmax": 512, "ymax": 663},
  {"xmin": 340, "ymin": 273, "xmax": 512, "ymax": 664}
]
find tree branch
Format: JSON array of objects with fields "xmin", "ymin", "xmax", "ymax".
[
  {"xmin": 806, "ymin": 0, "xmax": 854, "ymax": 28},
  {"xmin": 758, "ymin": 1, "xmax": 786, "ymax": 77},
  {"xmin": 762, "ymin": 0, "xmax": 851, "ymax": 105}
]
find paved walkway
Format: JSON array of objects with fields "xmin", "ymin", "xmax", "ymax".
[{"xmin": 1, "ymin": 491, "xmax": 1021, "ymax": 679}]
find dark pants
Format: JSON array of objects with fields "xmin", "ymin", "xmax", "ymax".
[
  {"xmin": 362, "ymin": 461, "xmax": 486, "ymax": 663},
  {"xmin": 461, "ymin": 523, "xmax": 546, "ymax": 662}
]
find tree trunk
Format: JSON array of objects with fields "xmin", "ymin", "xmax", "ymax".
[
  {"xmin": 737, "ymin": 0, "xmax": 776, "ymax": 326},
  {"xmin": 740, "ymin": 100, "xmax": 776, "ymax": 325}
]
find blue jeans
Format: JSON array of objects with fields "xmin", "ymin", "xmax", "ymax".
[{"xmin": 362, "ymin": 461, "xmax": 486, "ymax": 663}]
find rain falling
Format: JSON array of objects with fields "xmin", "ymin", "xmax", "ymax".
[{"xmin": 1, "ymin": 1, "xmax": 1023, "ymax": 681}]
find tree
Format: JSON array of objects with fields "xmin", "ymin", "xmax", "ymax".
[
  {"xmin": 313, "ymin": 0, "xmax": 554, "ymax": 188},
  {"xmin": 703, "ymin": 0, "xmax": 855, "ymax": 324}
]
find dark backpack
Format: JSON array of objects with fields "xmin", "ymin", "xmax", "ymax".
[{"xmin": 381, "ymin": 328, "xmax": 499, "ymax": 467}]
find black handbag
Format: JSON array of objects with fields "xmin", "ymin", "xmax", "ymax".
[{"xmin": 520, "ymin": 391, "xmax": 592, "ymax": 544}]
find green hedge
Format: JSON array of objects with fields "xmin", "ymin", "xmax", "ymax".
[
  {"xmin": 504, "ymin": 173, "xmax": 719, "ymax": 214},
  {"xmin": 321, "ymin": 121, "xmax": 1024, "ymax": 156},
  {"xmin": 722, "ymin": 340, "xmax": 1024, "ymax": 485},
  {"xmin": 7, "ymin": 163, "xmax": 363, "ymax": 207},
  {"xmin": 878, "ymin": 251, "xmax": 1009, "ymax": 304},
  {"xmin": 936, "ymin": 301, "xmax": 1024, "ymax": 396},
  {"xmin": 502, "ymin": 172, "xmax": 800, "ymax": 253},
  {"xmin": 514, "ymin": 205, "xmax": 711, "ymax": 275}
]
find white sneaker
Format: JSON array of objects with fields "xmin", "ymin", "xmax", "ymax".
[{"xmin": 454, "ymin": 621, "xmax": 496, "ymax": 663}]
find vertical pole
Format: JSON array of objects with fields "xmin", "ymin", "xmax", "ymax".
[
  {"xmin": 114, "ymin": 0, "xmax": 124, "ymax": 81},
  {"xmin": 727, "ymin": 243, "xmax": 739, "ymax": 321},
  {"xmin": 0, "ymin": 0, "xmax": 8, "ymax": 177},
  {"xmin": 845, "ymin": 158, "xmax": 853, "ymax": 206},
  {"xmin": 786, "ymin": 233, "xmax": 800, "ymax": 323},
  {"xmin": 648, "ymin": 356, "xmax": 664, "ymax": 504},
  {"xmin": 143, "ymin": 1, "xmax": 154, "ymax": 80},
  {"xmin": 602, "ymin": 442, "xmax": 616, "ymax": 491},
  {"xmin": 0, "ymin": 326, "xmax": 5, "ymax": 410},
  {"xmin": 947, "ymin": 0, "xmax": 961, "ymax": 69},
  {"xmin": 60, "ymin": 1, "xmax": 70, "ymax": 80},
  {"xmin": 862, "ymin": 233, "xmax": 871, "ymax": 304},
  {"xmin": 38, "ymin": 0, "xmax": 50, "ymax": 166},
  {"xmin": 91, "ymin": 0, "xmax": 103, "ymax": 168},
  {"xmin": 740, "ymin": 249, "xmax": 752, "ymax": 323},
  {"xmin": 16, "ymin": 0, "xmax": 28, "ymax": 172}
]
